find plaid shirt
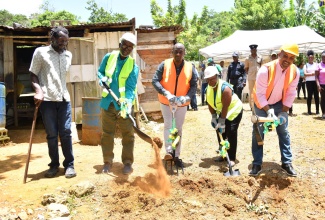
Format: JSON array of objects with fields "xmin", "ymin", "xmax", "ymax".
[{"xmin": 29, "ymin": 45, "xmax": 72, "ymax": 101}]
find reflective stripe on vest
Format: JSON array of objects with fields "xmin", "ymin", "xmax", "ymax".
[
  {"xmin": 102, "ymin": 50, "xmax": 134, "ymax": 98},
  {"xmin": 206, "ymin": 79, "xmax": 242, "ymax": 121},
  {"xmin": 157, "ymin": 58, "xmax": 193, "ymax": 106},
  {"xmin": 253, "ymin": 60, "xmax": 297, "ymax": 109}
]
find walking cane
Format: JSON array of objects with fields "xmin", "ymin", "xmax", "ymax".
[{"xmin": 23, "ymin": 106, "xmax": 39, "ymax": 184}]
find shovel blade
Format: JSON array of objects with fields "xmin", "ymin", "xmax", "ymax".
[{"xmin": 224, "ymin": 168, "xmax": 241, "ymax": 176}]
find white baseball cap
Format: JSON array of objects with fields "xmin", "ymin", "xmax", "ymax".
[
  {"xmin": 204, "ymin": 66, "xmax": 220, "ymax": 79},
  {"xmin": 120, "ymin": 32, "xmax": 137, "ymax": 46}
]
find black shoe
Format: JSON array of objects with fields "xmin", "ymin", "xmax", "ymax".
[
  {"xmin": 249, "ymin": 164, "xmax": 262, "ymax": 176},
  {"xmin": 214, "ymin": 156, "xmax": 226, "ymax": 162},
  {"xmin": 193, "ymin": 108, "xmax": 198, "ymax": 111},
  {"xmin": 102, "ymin": 162, "xmax": 112, "ymax": 173},
  {"xmin": 174, "ymin": 157, "xmax": 183, "ymax": 168},
  {"xmin": 297, "ymin": 97, "xmax": 301, "ymax": 100},
  {"xmin": 281, "ymin": 163, "xmax": 297, "ymax": 177},
  {"xmin": 316, "ymin": 111, "xmax": 320, "ymax": 115},
  {"xmin": 44, "ymin": 167, "xmax": 59, "ymax": 178},
  {"xmin": 123, "ymin": 163, "xmax": 133, "ymax": 175},
  {"xmin": 304, "ymin": 97, "xmax": 307, "ymax": 99},
  {"xmin": 308, "ymin": 111, "xmax": 312, "ymax": 115}
]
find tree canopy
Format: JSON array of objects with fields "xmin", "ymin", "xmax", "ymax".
[
  {"xmin": 233, "ymin": 0, "xmax": 285, "ymax": 30},
  {"xmin": 0, "ymin": 10, "xmax": 29, "ymax": 27},
  {"xmin": 85, "ymin": 0, "xmax": 128, "ymax": 23},
  {"xmin": 1, "ymin": 0, "xmax": 325, "ymax": 61}
]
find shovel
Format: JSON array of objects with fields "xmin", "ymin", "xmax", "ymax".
[
  {"xmin": 217, "ymin": 131, "xmax": 240, "ymax": 177},
  {"xmin": 101, "ymin": 81, "xmax": 162, "ymax": 148},
  {"xmin": 164, "ymin": 103, "xmax": 184, "ymax": 175}
]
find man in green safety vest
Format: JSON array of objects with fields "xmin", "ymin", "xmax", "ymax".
[{"xmin": 97, "ymin": 32, "xmax": 139, "ymax": 175}]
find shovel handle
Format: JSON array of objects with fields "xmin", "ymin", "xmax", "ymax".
[{"xmin": 102, "ymin": 81, "xmax": 120, "ymax": 105}]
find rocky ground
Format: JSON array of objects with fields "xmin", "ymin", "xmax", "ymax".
[{"xmin": 0, "ymin": 98, "xmax": 325, "ymax": 220}]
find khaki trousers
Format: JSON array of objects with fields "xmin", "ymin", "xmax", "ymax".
[{"xmin": 101, "ymin": 104, "xmax": 134, "ymax": 165}]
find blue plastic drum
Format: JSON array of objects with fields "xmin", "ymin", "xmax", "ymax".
[{"xmin": 0, "ymin": 82, "xmax": 6, "ymax": 128}]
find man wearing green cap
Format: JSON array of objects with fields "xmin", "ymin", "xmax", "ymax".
[{"xmin": 249, "ymin": 43, "xmax": 300, "ymax": 177}]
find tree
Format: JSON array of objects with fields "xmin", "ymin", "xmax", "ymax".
[
  {"xmin": 150, "ymin": 0, "xmax": 188, "ymax": 27},
  {"xmin": 30, "ymin": 10, "xmax": 80, "ymax": 27},
  {"xmin": 283, "ymin": 0, "xmax": 318, "ymax": 28},
  {"xmin": 0, "ymin": 10, "xmax": 29, "ymax": 27},
  {"xmin": 233, "ymin": 0, "xmax": 285, "ymax": 30},
  {"xmin": 85, "ymin": 0, "xmax": 128, "ymax": 23},
  {"xmin": 28, "ymin": 0, "xmax": 80, "ymax": 27}
]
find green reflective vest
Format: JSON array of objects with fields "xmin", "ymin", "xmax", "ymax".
[
  {"xmin": 102, "ymin": 50, "xmax": 134, "ymax": 98},
  {"xmin": 206, "ymin": 79, "xmax": 242, "ymax": 121}
]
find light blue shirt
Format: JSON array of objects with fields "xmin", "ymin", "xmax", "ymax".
[{"xmin": 97, "ymin": 53, "xmax": 139, "ymax": 110}]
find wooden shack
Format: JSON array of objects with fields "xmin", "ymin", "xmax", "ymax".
[
  {"xmin": 0, "ymin": 19, "xmax": 136, "ymax": 126},
  {"xmin": 0, "ymin": 19, "xmax": 184, "ymax": 127},
  {"xmin": 136, "ymin": 25, "xmax": 183, "ymax": 114}
]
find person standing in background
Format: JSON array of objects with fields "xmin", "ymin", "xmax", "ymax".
[
  {"xmin": 199, "ymin": 63, "xmax": 208, "ymax": 106},
  {"xmin": 270, "ymin": 51, "xmax": 278, "ymax": 61},
  {"xmin": 189, "ymin": 64, "xmax": 199, "ymax": 111},
  {"xmin": 227, "ymin": 52, "xmax": 246, "ymax": 100},
  {"xmin": 304, "ymin": 50, "xmax": 319, "ymax": 115},
  {"xmin": 315, "ymin": 51, "xmax": 325, "ymax": 119},
  {"xmin": 297, "ymin": 62, "xmax": 306, "ymax": 100},
  {"xmin": 30, "ymin": 26, "xmax": 76, "ymax": 179},
  {"xmin": 220, "ymin": 60, "xmax": 228, "ymax": 81},
  {"xmin": 244, "ymin": 44, "xmax": 263, "ymax": 111}
]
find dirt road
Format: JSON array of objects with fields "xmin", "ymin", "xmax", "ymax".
[{"xmin": 0, "ymin": 99, "xmax": 325, "ymax": 219}]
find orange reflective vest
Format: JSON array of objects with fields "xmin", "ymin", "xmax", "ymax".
[
  {"xmin": 158, "ymin": 58, "xmax": 193, "ymax": 106},
  {"xmin": 253, "ymin": 60, "xmax": 297, "ymax": 109}
]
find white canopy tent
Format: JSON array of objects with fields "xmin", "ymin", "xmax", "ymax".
[{"xmin": 199, "ymin": 25, "xmax": 325, "ymax": 61}]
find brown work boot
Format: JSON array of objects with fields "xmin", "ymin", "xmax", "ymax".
[{"xmin": 164, "ymin": 152, "xmax": 173, "ymax": 161}]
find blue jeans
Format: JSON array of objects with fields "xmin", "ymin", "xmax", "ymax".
[
  {"xmin": 252, "ymin": 101, "xmax": 292, "ymax": 165},
  {"xmin": 40, "ymin": 101, "xmax": 74, "ymax": 169}
]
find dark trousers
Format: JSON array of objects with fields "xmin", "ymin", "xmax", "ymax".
[
  {"xmin": 190, "ymin": 94, "xmax": 197, "ymax": 109},
  {"xmin": 306, "ymin": 81, "xmax": 319, "ymax": 113},
  {"xmin": 297, "ymin": 78, "xmax": 306, "ymax": 98},
  {"xmin": 320, "ymin": 85, "xmax": 325, "ymax": 114},
  {"xmin": 233, "ymin": 84, "xmax": 243, "ymax": 101},
  {"xmin": 217, "ymin": 109, "xmax": 243, "ymax": 161},
  {"xmin": 201, "ymin": 83, "xmax": 208, "ymax": 105},
  {"xmin": 40, "ymin": 101, "xmax": 74, "ymax": 169}
]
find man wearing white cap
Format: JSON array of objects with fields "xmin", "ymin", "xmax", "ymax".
[
  {"xmin": 250, "ymin": 43, "xmax": 300, "ymax": 177},
  {"xmin": 204, "ymin": 66, "xmax": 243, "ymax": 167},
  {"xmin": 97, "ymin": 32, "xmax": 139, "ymax": 175}
]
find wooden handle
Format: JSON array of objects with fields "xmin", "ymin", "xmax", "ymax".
[
  {"xmin": 251, "ymin": 115, "xmax": 274, "ymax": 123},
  {"xmin": 23, "ymin": 106, "xmax": 39, "ymax": 184}
]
